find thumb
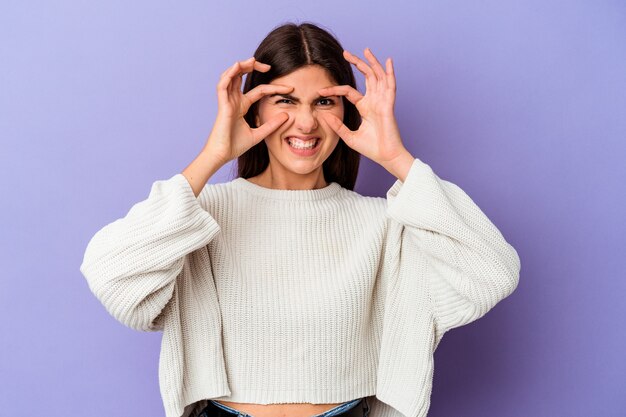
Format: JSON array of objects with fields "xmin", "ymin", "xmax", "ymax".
[
  {"xmin": 319, "ymin": 113, "xmax": 355, "ymax": 144},
  {"xmin": 252, "ymin": 113, "xmax": 289, "ymax": 142}
]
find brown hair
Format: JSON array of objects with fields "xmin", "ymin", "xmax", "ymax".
[{"xmin": 236, "ymin": 21, "xmax": 361, "ymax": 190}]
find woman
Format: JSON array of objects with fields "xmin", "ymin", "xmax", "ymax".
[{"xmin": 80, "ymin": 22, "xmax": 521, "ymax": 417}]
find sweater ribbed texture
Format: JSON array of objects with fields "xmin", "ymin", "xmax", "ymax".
[{"xmin": 79, "ymin": 157, "xmax": 520, "ymax": 417}]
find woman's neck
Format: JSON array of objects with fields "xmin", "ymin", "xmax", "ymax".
[{"xmin": 247, "ymin": 166, "xmax": 328, "ymax": 190}]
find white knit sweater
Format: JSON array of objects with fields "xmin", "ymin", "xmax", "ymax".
[{"xmin": 79, "ymin": 157, "xmax": 520, "ymax": 417}]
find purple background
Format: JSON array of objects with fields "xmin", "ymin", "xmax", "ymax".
[{"xmin": 1, "ymin": 1, "xmax": 625, "ymax": 416}]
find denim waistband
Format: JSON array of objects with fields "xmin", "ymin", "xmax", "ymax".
[
  {"xmin": 208, "ymin": 398, "xmax": 364, "ymax": 417},
  {"xmin": 310, "ymin": 398, "xmax": 363, "ymax": 417}
]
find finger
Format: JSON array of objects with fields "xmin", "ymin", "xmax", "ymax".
[
  {"xmin": 317, "ymin": 85, "xmax": 364, "ymax": 106},
  {"xmin": 364, "ymin": 48, "xmax": 387, "ymax": 82},
  {"xmin": 318, "ymin": 112, "xmax": 355, "ymax": 144},
  {"xmin": 230, "ymin": 58, "xmax": 273, "ymax": 95},
  {"xmin": 229, "ymin": 69, "xmax": 244, "ymax": 96},
  {"xmin": 237, "ymin": 57, "xmax": 271, "ymax": 75},
  {"xmin": 217, "ymin": 61, "xmax": 242, "ymax": 94},
  {"xmin": 227, "ymin": 58, "xmax": 256, "ymax": 95},
  {"xmin": 253, "ymin": 60, "xmax": 272, "ymax": 72},
  {"xmin": 217, "ymin": 61, "xmax": 266, "ymax": 102},
  {"xmin": 386, "ymin": 58, "xmax": 396, "ymax": 92},
  {"xmin": 252, "ymin": 112, "xmax": 289, "ymax": 141},
  {"xmin": 218, "ymin": 60, "xmax": 237, "ymax": 79},
  {"xmin": 242, "ymin": 84, "xmax": 294, "ymax": 111},
  {"xmin": 231, "ymin": 60, "xmax": 272, "ymax": 96},
  {"xmin": 343, "ymin": 50, "xmax": 377, "ymax": 84},
  {"xmin": 218, "ymin": 58, "xmax": 269, "ymax": 91},
  {"xmin": 216, "ymin": 63, "xmax": 237, "ymax": 103}
]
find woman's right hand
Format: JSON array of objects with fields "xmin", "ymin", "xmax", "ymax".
[{"xmin": 204, "ymin": 57, "xmax": 294, "ymax": 164}]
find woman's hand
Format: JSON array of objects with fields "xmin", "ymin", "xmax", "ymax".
[
  {"xmin": 317, "ymin": 48, "xmax": 414, "ymax": 179},
  {"xmin": 204, "ymin": 57, "xmax": 294, "ymax": 164}
]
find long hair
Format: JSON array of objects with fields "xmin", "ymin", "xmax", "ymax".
[{"xmin": 236, "ymin": 22, "xmax": 361, "ymax": 190}]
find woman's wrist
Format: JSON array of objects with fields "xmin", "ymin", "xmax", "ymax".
[
  {"xmin": 381, "ymin": 149, "xmax": 415, "ymax": 183},
  {"xmin": 182, "ymin": 147, "xmax": 226, "ymax": 197}
]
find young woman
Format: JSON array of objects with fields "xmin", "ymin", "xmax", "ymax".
[{"xmin": 80, "ymin": 22, "xmax": 520, "ymax": 417}]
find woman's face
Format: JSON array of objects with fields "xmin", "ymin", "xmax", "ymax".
[{"xmin": 255, "ymin": 64, "xmax": 345, "ymax": 184}]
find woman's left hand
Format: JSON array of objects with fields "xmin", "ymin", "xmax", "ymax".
[{"xmin": 317, "ymin": 48, "xmax": 412, "ymax": 172}]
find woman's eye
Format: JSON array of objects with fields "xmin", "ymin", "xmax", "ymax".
[
  {"xmin": 318, "ymin": 98, "xmax": 335, "ymax": 106},
  {"xmin": 276, "ymin": 99, "xmax": 293, "ymax": 104}
]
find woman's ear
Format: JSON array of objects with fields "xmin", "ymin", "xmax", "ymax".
[{"xmin": 255, "ymin": 114, "xmax": 260, "ymax": 127}]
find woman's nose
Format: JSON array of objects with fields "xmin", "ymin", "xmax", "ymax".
[{"xmin": 294, "ymin": 107, "xmax": 318, "ymax": 132}]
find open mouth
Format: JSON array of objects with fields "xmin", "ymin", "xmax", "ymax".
[{"xmin": 284, "ymin": 137, "xmax": 321, "ymax": 150}]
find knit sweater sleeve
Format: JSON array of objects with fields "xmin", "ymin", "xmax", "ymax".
[
  {"xmin": 385, "ymin": 158, "xmax": 521, "ymax": 338},
  {"xmin": 79, "ymin": 173, "xmax": 221, "ymax": 332}
]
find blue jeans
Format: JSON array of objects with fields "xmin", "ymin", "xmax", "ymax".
[{"xmin": 199, "ymin": 397, "xmax": 370, "ymax": 417}]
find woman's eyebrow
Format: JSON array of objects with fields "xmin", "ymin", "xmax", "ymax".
[
  {"xmin": 268, "ymin": 93, "xmax": 300, "ymax": 103},
  {"xmin": 267, "ymin": 93, "xmax": 334, "ymax": 103}
]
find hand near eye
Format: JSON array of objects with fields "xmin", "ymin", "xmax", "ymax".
[
  {"xmin": 205, "ymin": 57, "xmax": 293, "ymax": 165},
  {"xmin": 317, "ymin": 48, "xmax": 414, "ymax": 179},
  {"xmin": 183, "ymin": 57, "xmax": 294, "ymax": 197}
]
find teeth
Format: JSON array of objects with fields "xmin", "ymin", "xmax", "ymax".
[{"xmin": 287, "ymin": 137, "xmax": 318, "ymax": 149}]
